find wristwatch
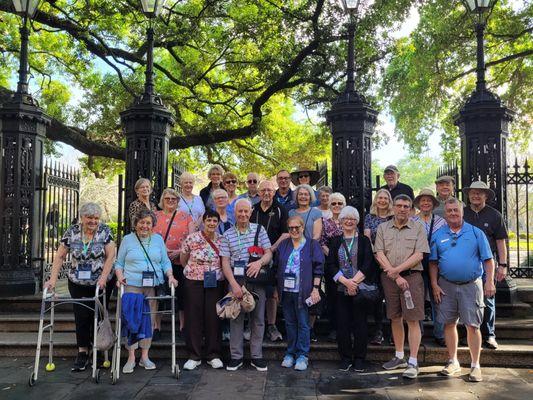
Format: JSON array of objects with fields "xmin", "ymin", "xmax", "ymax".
[
  {"xmin": 498, "ymin": 263, "xmax": 508, "ymax": 268},
  {"xmin": 313, "ymin": 284, "xmax": 320, "ymax": 289}
]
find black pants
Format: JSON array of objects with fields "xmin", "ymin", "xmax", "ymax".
[
  {"xmin": 68, "ymin": 279, "xmax": 114, "ymax": 349},
  {"xmin": 324, "ymin": 270, "xmax": 337, "ymax": 331},
  {"xmin": 183, "ymin": 279, "xmax": 224, "ymax": 360},
  {"xmin": 336, "ymin": 293, "xmax": 371, "ymax": 362}
]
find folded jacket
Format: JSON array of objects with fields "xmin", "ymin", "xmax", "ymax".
[{"xmin": 121, "ymin": 292, "xmax": 152, "ymax": 346}]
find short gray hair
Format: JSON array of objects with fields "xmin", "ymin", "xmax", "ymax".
[
  {"xmin": 293, "ymin": 184, "xmax": 316, "ymax": 206},
  {"xmin": 393, "ymin": 194, "xmax": 413, "ymax": 206},
  {"xmin": 234, "ymin": 197, "xmax": 252, "ymax": 210},
  {"xmin": 339, "ymin": 206, "xmax": 360, "ymax": 223},
  {"xmin": 208, "ymin": 164, "xmax": 224, "ymax": 178},
  {"xmin": 318, "ymin": 186, "xmax": 333, "ymax": 194},
  {"xmin": 134, "ymin": 177, "xmax": 151, "ymax": 191},
  {"xmin": 445, "ymin": 197, "xmax": 462, "ymax": 207},
  {"xmin": 329, "ymin": 192, "xmax": 346, "ymax": 207},
  {"xmin": 80, "ymin": 202, "xmax": 102, "ymax": 218}
]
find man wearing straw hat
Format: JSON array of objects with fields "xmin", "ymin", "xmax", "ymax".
[{"xmin": 463, "ymin": 181, "xmax": 508, "ymax": 350}]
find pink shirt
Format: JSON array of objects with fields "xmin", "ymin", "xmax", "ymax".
[{"xmin": 153, "ymin": 210, "xmax": 192, "ymax": 252}]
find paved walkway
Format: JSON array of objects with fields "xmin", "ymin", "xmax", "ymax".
[{"xmin": 1, "ymin": 357, "xmax": 531, "ymax": 399}]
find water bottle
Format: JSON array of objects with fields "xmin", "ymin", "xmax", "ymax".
[{"xmin": 404, "ymin": 290, "xmax": 414, "ymax": 310}]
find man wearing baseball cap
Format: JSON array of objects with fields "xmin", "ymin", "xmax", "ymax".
[
  {"xmin": 380, "ymin": 165, "xmax": 414, "ymax": 201},
  {"xmin": 434, "ymin": 176, "xmax": 457, "ymax": 217},
  {"xmin": 462, "ymin": 181, "xmax": 508, "ymax": 350}
]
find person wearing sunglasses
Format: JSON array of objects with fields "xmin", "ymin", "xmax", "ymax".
[
  {"xmin": 290, "ymin": 167, "xmax": 320, "ymax": 207},
  {"xmin": 275, "ymin": 215, "xmax": 324, "ymax": 371},
  {"xmin": 319, "ymin": 192, "xmax": 346, "ymax": 343},
  {"xmin": 237, "ymin": 172, "xmax": 261, "ymax": 206},
  {"xmin": 429, "ymin": 197, "xmax": 495, "ymax": 383},
  {"xmin": 153, "ymin": 188, "xmax": 195, "ymax": 340},
  {"xmin": 223, "ymin": 172, "xmax": 240, "ymax": 221}
]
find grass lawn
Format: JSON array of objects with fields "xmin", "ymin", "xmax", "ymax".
[{"xmin": 509, "ymin": 240, "xmax": 533, "ymax": 251}]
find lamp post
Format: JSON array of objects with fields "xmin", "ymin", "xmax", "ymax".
[
  {"xmin": 0, "ymin": 0, "xmax": 51, "ymax": 296},
  {"xmin": 456, "ymin": 0, "xmax": 517, "ymax": 303},
  {"xmin": 121, "ymin": 0, "xmax": 174, "ymax": 228},
  {"xmin": 327, "ymin": 0, "xmax": 378, "ymax": 224}
]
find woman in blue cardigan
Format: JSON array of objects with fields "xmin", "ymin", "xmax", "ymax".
[{"xmin": 275, "ymin": 215, "xmax": 324, "ymax": 371}]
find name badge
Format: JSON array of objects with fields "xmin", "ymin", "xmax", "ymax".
[
  {"xmin": 76, "ymin": 263, "xmax": 92, "ymax": 280},
  {"xmin": 204, "ymin": 270, "xmax": 217, "ymax": 288},
  {"xmin": 284, "ymin": 273, "xmax": 296, "ymax": 290},
  {"xmin": 233, "ymin": 260, "xmax": 246, "ymax": 277},
  {"xmin": 142, "ymin": 271, "xmax": 155, "ymax": 287}
]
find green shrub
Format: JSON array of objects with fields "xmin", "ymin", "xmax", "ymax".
[
  {"xmin": 107, "ymin": 221, "xmax": 118, "ymax": 239},
  {"xmin": 508, "ymin": 231, "xmax": 516, "ymax": 240}
]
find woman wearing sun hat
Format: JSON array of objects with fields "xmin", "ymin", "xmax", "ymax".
[
  {"xmin": 412, "ymin": 188, "xmax": 447, "ymax": 346},
  {"xmin": 290, "ymin": 166, "xmax": 320, "ymax": 207}
]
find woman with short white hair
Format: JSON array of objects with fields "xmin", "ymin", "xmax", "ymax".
[
  {"xmin": 44, "ymin": 202, "xmax": 116, "ymax": 372},
  {"xmin": 178, "ymin": 172, "xmax": 205, "ymax": 229},
  {"xmin": 326, "ymin": 206, "xmax": 378, "ymax": 372}
]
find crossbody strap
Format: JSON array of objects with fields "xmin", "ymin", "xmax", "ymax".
[
  {"xmin": 135, "ymin": 233, "xmax": 160, "ymax": 284},
  {"xmin": 163, "ymin": 210, "xmax": 177, "ymax": 243}
]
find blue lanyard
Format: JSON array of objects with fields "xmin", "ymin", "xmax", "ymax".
[{"xmin": 287, "ymin": 239, "xmax": 306, "ymax": 274}]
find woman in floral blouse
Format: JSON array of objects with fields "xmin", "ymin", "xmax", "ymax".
[{"xmin": 180, "ymin": 209, "xmax": 225, "ymax": 371}]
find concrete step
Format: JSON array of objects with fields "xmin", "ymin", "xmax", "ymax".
[
  {"xmin": 2, "ymin": 312, "xmax": 531, "ymax": 341},
  {"xmin": 1, "ymin": 331, "xmax": 531, "ymax": 368},
  {"xmin": 516, "ymin": 278, "xmax": 533, "ymax": 304}
]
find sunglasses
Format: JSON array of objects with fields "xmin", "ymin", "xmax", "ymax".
[
  {"xmin": 299, "ymin": 173, "xmax": 310, "ymax": 178},
  {"xmin": 451, "ymin": 233, "xmax": 458, "ymax": 247},
  {"xmin": 225, "ymin": 180, "xmax": 237, "ymax": 184},
  {"xmin": 288, "ymin": 226, "xmax": 301, "ymax": 231},
  {"xmin": 247, "ymin": 179, "xmax": 258, "ymax": 184},
  {"xmin": 330, "ymin": 202, "xmax": 344, "ymax": 206},
  {"xmin": 164, "ymin": 197, "xmax": 177, "ymax": 201}
]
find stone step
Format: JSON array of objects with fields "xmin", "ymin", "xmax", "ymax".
[
  {"xmin": 0, "ymin": 331, "xmax": 531, "ymax": 368},
  {"xmin": 2, "ymin": 312, "xmax": 531, "ymax": 340},
  {"xmin": 516, "ymin": 278, "xmax": 533, "ymax": 304}
]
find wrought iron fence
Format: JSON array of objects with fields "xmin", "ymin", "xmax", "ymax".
[
  {"xmin": 315, "ymin": 161, "xmax": 328, "ymax": 188},
  {"xmin": 171, "ymin": 161, "xmax": 185, "ymax": 194},
  {"xmin": 436, "ymin": 159, "xmax": 532, "ymax": 278},
  {"xmin": 39, "ymin": 160, "xmax": 80, "ymax": 288}
]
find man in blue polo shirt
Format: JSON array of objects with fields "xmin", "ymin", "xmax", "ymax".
[{"xmin": 429, "ymin": 198, "xmax": 495, "ymax": 383}]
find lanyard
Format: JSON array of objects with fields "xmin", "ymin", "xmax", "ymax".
[
  {"xmin": 81, "ymin": 229, "xmax": 94, "ymax": 257},
  {"xmin": 235, "ymin": 226, "xmax": 250, "ymax": 259},
  {"xmin": 140, "ymin": 236, "xmax": 152, "ymax": 269},
  {"xmin": 343, "ymin": 236, "xmax": 355, "ymax": 259},
  {"xmin": 287, "ymin": 239, "xmax": 306, "ymax": 274},
  {"xmin": 180, "ymin": 195, "xmax": 194, "ymax": 216}
]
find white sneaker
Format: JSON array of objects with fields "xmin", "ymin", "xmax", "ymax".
[
  {"xmin": 207, "ymin": 358, "xmax": 223, "ymax": 369},
  {"xmin": 139, "ymin": 358, "xmax": 156, "ymax": 370},
  {"xmin": 122, "ymin": 360, "xmax": 136, "ymax": 374},
  {"xmin": 184, "ymin": 359, "xmax": 202, "ymax": 370}
]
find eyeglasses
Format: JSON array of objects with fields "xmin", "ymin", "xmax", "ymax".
[
  {"xmin": 451, "ymin": 233, "xmax": 458, "ymax": 247},
  {"xmin": 330, "ymin": 202, "xmax": 344, "ymax": 206},
  {"xmin": 225, "ymin": 180, "xmax": 237, "ymax": 184},
  {"xmin": 277, "ymin": 176, "xmax": 290, "ymax": 180},
  {"xmin": 288, "ymin": 226, "xmax": 301, "ymax": 231},
  {"xmin": 342, "ymin": 218, "xmax": 357, "ymax": 222},
  {"xmin": 299, "ymin": 173, "xmax": 310, "ymax": 178},
  {"xmin": 260, "ymin": 189, "xmax": 274, "ymax": 193},
  {"xmin": 247, "ymin": 179, "xmax": 258, "ymax": 184},
  {"xmin": 164, "ymin": 197, "xmax": 177, "ymax": 202}
]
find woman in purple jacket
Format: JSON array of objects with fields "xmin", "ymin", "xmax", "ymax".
[{"xmin": 275, "ymin": 215, "xmax": 324, "ymax": 371}]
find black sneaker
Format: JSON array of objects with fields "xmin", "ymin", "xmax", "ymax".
[
  {"xmin": 353, "ymin": 359, "xmax": 366, "ymax": 373},
  {"xmin": 250, "ymin": 358, "xmax": 268, "ymax": 372},
  {"xmin": 152, "ymin": 329, "xmax": 161, "ymax": 342},
  {"xmin": 226, "ymin": 358, "xmax": 243, "ymax": 371},
  {"xmin": 72, "ymin": 351, "xmax": 89, "ymax": 372},
  {"xmin": 310, "ymin": 329, "xmax": 318, "ymax": 343},
  {"xmin": 338, "ymin": 359, "xmax": 352, "ymax": 372}
]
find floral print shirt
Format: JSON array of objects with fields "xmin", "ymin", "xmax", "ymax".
[
  {"xmin": 61, "ymin": 223, "xmax": 113, "ymax": 286},
  {"xmin": 364, "ymin": 213, "xmax": 392, "ymax": 244},
  {"xmin": 320, "ymin": 217, "xmax": 342, "ymax": 247},
  {"xmin": 181, "ymin": 231, "xmax": 224, "ymax": 281}
]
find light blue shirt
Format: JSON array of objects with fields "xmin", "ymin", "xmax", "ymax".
[
  {"xmin": 289, "ymin": 208, "xmax": 322, "ymax": 240},
  {"xmin": 115, "ymin": 233, "xmax": 172, "ymax": 287},
  {"xmin": 429, "ymin": 222, "xmax": 492, "ymax": 282}
]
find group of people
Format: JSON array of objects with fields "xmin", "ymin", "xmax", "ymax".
[{"xmin": 44, "ymin": 162, "xmax": 508, "ymax": 383}]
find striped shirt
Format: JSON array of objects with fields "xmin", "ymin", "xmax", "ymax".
[{"xmin": 220, "ymin": 223, "xmax": 272, "ymax": 266}]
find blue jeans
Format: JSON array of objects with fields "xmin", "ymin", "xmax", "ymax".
[
  {"xmin": 482, "ymin": 272, "xmax": 496, "ymax": 339},
  {"xmin": 282, "ymin": 292, "xmax": 310, "ymax": 358}
]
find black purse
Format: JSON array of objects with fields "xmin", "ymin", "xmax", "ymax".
[
  {"xmin": 341, "ymin": 238, "xmax": 380, "ymax": 302},
  {"xmin": 245, "ymin": 224, "xmax": 276, "ymax": 286}
]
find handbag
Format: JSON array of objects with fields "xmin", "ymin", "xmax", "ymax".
[
  {"xmin": 341, "ymin": 238, "xmax": 380, "ymax": 302},
  {"xmin": 245, "ymin": 224, "xmax": 276, "ymax": 286},
  {"xmin": 94, "ymin": 298, "xmax": 116, "ymax": 351}
]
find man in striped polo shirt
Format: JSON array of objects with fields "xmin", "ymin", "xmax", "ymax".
[{"xmin": 220, "ymin": 198, "xmax": 272, "ymax": 372}]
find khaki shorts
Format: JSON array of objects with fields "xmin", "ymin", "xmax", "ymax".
[
  {"xmin": 436, "ymin": 277, "xmax": 484, "ymax": 328},
  {"xmin": 381, "ymin": 271, "xmax": 424, "ymax": 321}
]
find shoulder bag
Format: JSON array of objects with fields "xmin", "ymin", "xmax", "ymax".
[{"xmin": 245, "ymin": 224, "xmax": 276, "ymax": 286}]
